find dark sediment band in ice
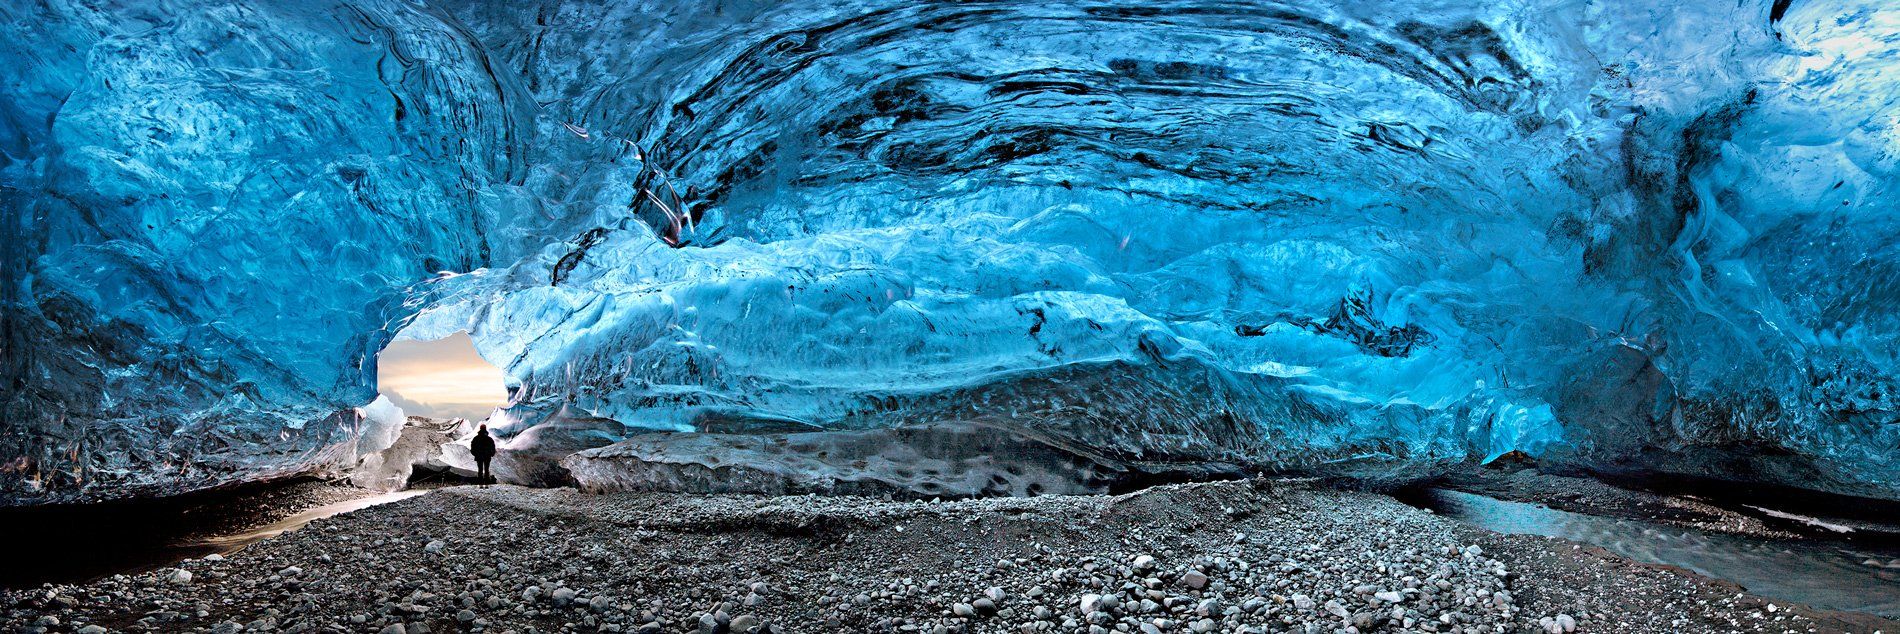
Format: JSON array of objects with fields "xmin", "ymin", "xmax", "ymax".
[{"xmin": 562, "ymin": 421, "xmax": 1243, "ymax": 498}]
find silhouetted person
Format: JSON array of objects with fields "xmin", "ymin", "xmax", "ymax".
[{"xmin": 471, "ymin": 424, "xmax": 497, "ymax": 484}]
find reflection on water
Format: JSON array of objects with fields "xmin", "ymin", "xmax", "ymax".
[
  {"xmin": 196, "ymin": 489, "xmax": 430, "ymax": 552},
  {"xmin": 0, "ymin": 488, "xmax": 432, "ymax": 588},
  {"xmin": 1415, "ymin": 489, "xmax": 1900, "ymax": 618}
]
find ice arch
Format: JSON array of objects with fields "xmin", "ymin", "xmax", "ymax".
[{"xmin": 2, "ymin": 0, "xmax": 1898, "ymax": 503}]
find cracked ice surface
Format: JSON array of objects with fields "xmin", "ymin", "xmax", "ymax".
[{"xmin": 4, "ymin": 0, "xmax": 1900, "ymax": 502}]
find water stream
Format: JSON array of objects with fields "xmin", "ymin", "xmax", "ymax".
[
  {"xmin": 2, "ymin": 488, "xmax": 431, "ymax": 588},
  {"xmin": 1409, "ymin": 488, "xmax": 1900, "ymax": 618},
  {"xmin": 194, "ymin": 490, "xmax": 430, "ymax": 552}
]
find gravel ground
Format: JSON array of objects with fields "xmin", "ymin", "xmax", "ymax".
[{"xmin": 4, "ymin": 479, "xmax": 1892, "ymax": 634}]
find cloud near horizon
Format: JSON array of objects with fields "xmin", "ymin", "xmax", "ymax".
[{"xmin": 376, "ymin": 331, "xmax": 508, "ymax": 421}]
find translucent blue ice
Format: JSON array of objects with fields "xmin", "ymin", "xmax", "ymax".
[{"xmin": 3, "ymin": 0, "xmax": 1898, "ymax": 502}]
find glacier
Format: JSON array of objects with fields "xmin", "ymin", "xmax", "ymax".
[{"xmin": 3, "ymin": 0, "xmax": 1899, "ymax": 503}]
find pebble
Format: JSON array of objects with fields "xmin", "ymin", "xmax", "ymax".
[{"xmin": 0, "ymin": 479, "xmax": 1821, "ymax": 634}]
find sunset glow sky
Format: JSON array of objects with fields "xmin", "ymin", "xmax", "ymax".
[{"xmin": 376, "ymin": 331, "xmax": 508, "ymax": 421}]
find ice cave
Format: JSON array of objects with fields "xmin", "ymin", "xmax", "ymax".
[{"xmin": 3, "ymin": 0, "xmax": 1900, "ymax": 631}]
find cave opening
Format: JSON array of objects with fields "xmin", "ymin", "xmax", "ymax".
[
  {"xmin": 347, "ymin": 330, "xmax": 510, "ymax": 491},
  {"xmin": 373, "ymin": 330, "xmax": 508, "ymax": 424}
]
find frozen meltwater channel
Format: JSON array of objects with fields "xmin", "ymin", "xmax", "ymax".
[{"xmin": 1416, "ymin": 489, "xmax": 1900, "ymax": 619}]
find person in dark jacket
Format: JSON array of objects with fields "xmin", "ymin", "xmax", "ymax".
[{"xmin": 470, "ymin": 424, "xmax": 497, "ymax": 484}]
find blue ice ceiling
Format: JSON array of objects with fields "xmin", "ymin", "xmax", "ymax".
[{"xmin": 3, "ymin": 0, "xmax": 1898, "ymax": 503}]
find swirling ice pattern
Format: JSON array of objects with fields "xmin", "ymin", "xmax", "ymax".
[{"xmin": 3, "ymin": 0, "xmax": 1899, "ymax": 502}]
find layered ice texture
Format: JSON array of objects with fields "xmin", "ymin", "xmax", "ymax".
[{"xmin": 4, "ymin": 0, "xmax": 1899, "ymax": 503}]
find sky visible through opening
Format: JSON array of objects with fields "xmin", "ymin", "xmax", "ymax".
[{"xmin": 376, "ymin": 331, "xmax": 507, "ymax": 421}]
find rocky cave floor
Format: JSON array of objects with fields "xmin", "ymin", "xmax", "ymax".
[{"xmin": 4, "ymin": 478, "xmax": 1895, "ymax": 634}]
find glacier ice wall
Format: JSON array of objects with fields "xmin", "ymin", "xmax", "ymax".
[
  {"xmin": 0, "ymin": 0, "xmax": 548, "ymax": 500},
  {"xmin": 4, "ymin": 0, "xmax": 1900, "ymax": 502}
]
